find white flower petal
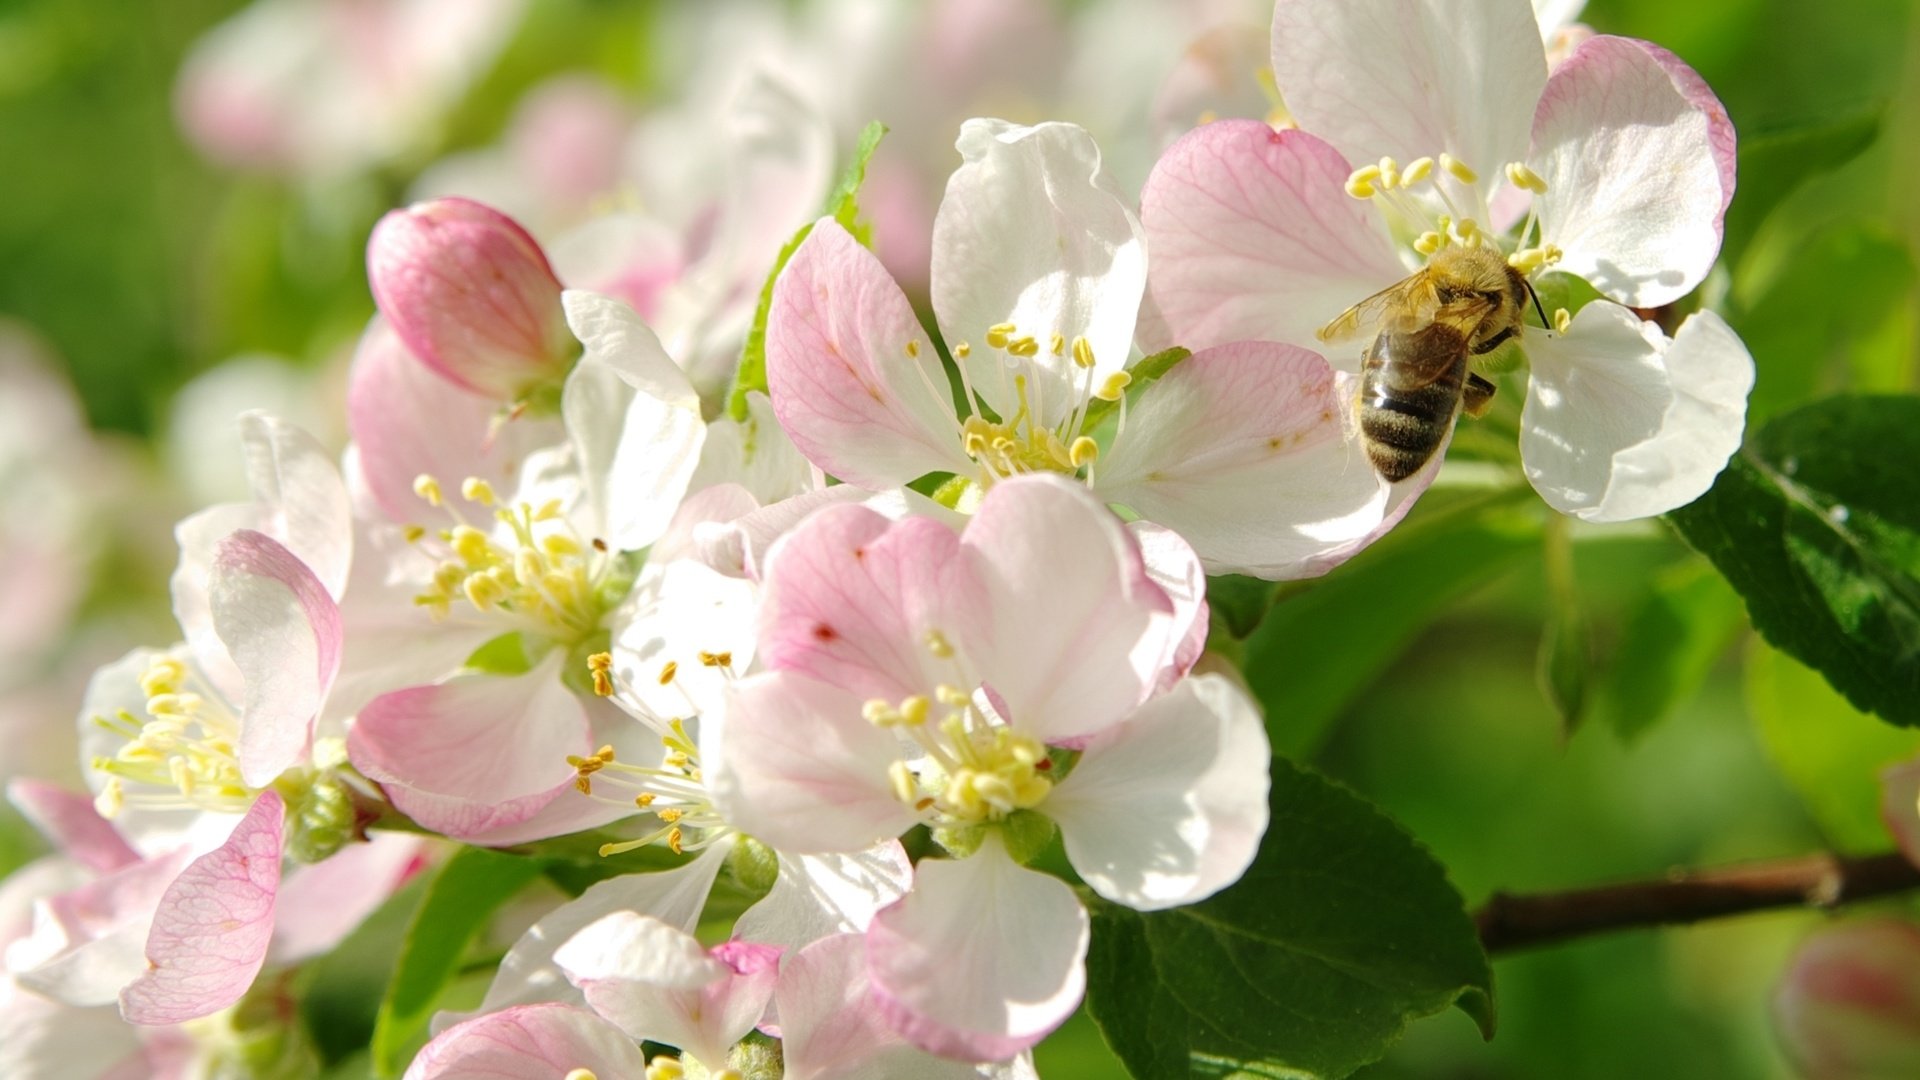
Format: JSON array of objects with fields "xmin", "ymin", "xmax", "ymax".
[
  {"xmin": 688, "ymin": 390, "xmax": 814, "ymax": 508},
  {"xmin": 1521, "ymin": 304, "xmax": 1751, "ymax": 522},
  {"xmin": 555, "ymin": 911, "xmax": 726, "ymax": 991},
  {"xmin": 732, "ymin": 843, "xmax": 914, "ymax": 951}
]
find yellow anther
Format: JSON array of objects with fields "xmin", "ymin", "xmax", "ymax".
[
  {"xmin": 1071, "ymin": 336, "xmax": 1095, "ymax": 370},
  {"xmin": 1344, "ymin": 164, "xmax": 1382, "ymax": 199},
  {"xmin": 1439, "ymin": 152, "xmax": 1478, "ymax": 185},
  {"xmin": 450, "ymin": 525, "xmax": 491, "ymax": 566},
  {"xmin": 963, "ymin": 430, "xmax": 990, "ymax": 458},
  {"xmin": 1543, "ymin": 243, "xmax": 1563, "ymax": 264},
  {"xmin": 888, "ymin": 760, "xmax": 918, "ymax": 805},
  {"xmin": 697, "ymin": 650, "xmax": 733, "ymax": 668},
  {"xmin": 463, "ymin": 575, "xmax": 503, "ymax": 611},
  {"xmin": 1094, "ymin": 371, "xmax": 1132, "ymax": 401},
  {"xmin": 1414, "ymin": 231, "xmax": 1445, "ymax": 256},
  {"xmin": 1401, "ymin": 156, "xmax": 1434, "ymax": 186},
  {"xmin": 412, "ymin": 474, "xmax": 443, "ymax": 506},
  {"xmin": 1007, "ymin": 335, "xmax": 1040, "ymax": 357},
  {"xmin": 460, "ymin": 477, "xmax": 497, "ymax": 506},
  {"xmin": 635, "ymin": 792, "xmax": 655, "ymax": 808},
  {"xmin": 864, "ymin": 698, "xmax": 897, "ymax": 726},
  {"xmin": 667, "ymin": 825, "xmax": 684, "ymax": 855},
  {"xmin": 542, "ymin": 533, "xmax": 581, "ymax": 557},
  {"xmin": 533, "ymin": 499, "xmax": 565, "ymax": 522},
  {"xmin": 905, "ymin": 339, "xmax": 920, "ymax": 358},
  {"xmin": 94, "ymin": 777, "xmax": 124, "ymax": 820},
  {"xmin": 900, "ymin": 695, "xmax": 930, "ymax": 726},
  {"xmin": 587, "ymin": 652, "xmax": 613, "ymax": 697},
  {"xmin": 647, "ymin": 1055, "xmax": 686, "ymax": 1080},
  {"xmin": 402, "ymin": 524, "xmax": 426, "ymax": 543},
  {"xmin": 1069, "ymin": 436, "xmax": 1099, "ymax": 468},
  {"xmin": 1049, "ymin": 333, "xmax": 1065, "ymax": 356},
  {"xmin": 1452, "ymin": 217, "xmax": 1482, "ymax": 246},
  {"xmin": 924, "ymin": 629, "xmax": 954, "ymax": 658},
  {"xmin": 954, "ymin": 340, "xmax": 971, "ymax": 358},
  {"xmin": 139, "ymin": 659, "xmax": 186, "ymax": 698},
  {"xmin": 936, "ymin": 684, "xmax": 971, "ymax": 707},
  {"xmin": 985, "ymin": 322, "xmax": 1016, "ymax": 349},
  {"xmin": 1377, "ymin": 156, "xmax": 1400, "ymax": 189},
  {"xmin": 565, "ymin": 1069, "xmax": 598, "ymax": 1080},
  {"xmin": 658, "ymin": 661, "xmax": 677, "ymax": 685},
  {"xmin": 1553, "ymin": 307, "xmax": 1572, "ymax": 333},
  {"xmin": 1505, "ymin": 161, "xmax": 1549, "ymax": 194},
  {"xmin": 657, "ymin": 808, "xmax": 683, "ymax": 824}
]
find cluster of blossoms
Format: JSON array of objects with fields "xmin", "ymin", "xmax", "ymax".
[{"xmin": 3, "ymin": 0, "xmax": 1771, "ymax": 1075}]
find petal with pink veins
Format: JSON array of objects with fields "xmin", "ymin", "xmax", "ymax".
[
  {"xmin": 1047, "ymin": 675, "xmax": 1270, "ymax": 910},
  {"xmin": 697, "ymin": 486, "xmax": 959, "ymax": 583},
  {"xmin": 1531, "ymin": 35, "xmax": 1735, "ymax": 308},
  {"xmin": 866, "ymin": 837, "xmax": 1088, "ymax": 1061},
  {"xmin": 9, "ymin": 848, "xmax": 192, "ymax": 1007},
  {"xmin": 1521, "ymin": 305, "xmax": 1751, "ymax": 522},
  {"xmin": 960, "ymin": 475, "xmax": 1169, "ymax": 742},
  {"xmin": 7, "ymin": 780, "xmax": 139, "ymax": 873},
  {"xmin": 404, "ymin": 1002, "xmax": 650, "ymax": 1080},
  {"xmin": 731, "ymin": 842, "xmax": 914, "ymax": 952},
  {"xmin": 757, "ymin": 502, "xmax": 979, "ymax": 704},
  {"xmin": 766, "ymin": 219, "xmax": 970, "ymax": 488},
  {"xmin": 1269, "ymin": 0, "xmax": 1546, "ymax": 209},
  {"xmin": 706, "ymin": 673, "xmax": 922, "ymax": 855},
  {"xmin": 561, "ymin": 290, "xmax": 707, "ymax": 550},
  {"xmin": 269, "ymin": 833, "xmax": 426, "ymax": 965},
  {"xmin": 931, "ymin": 119, "xmax": 1144, "ymax": 427},
  {"xmin": 120, "ymin": 791, "xmax": 284, "ymax": 1025},
  {"xmin": 1137, "ymin": 121, "xmax": 1405, "ymax": 354},
  {"xmin": 1097, "ymin": 342, "xmax": 1423, "ymax": 579},
  {"xmin": 211, "ymin": 530, "xmax": 342, "ymax": 787},
  {"xmin": 347, "ymin": 660, "xmax": 595, "ymax": 842}
]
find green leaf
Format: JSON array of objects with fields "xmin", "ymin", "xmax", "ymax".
[
  {"xmin": 370, "ymin": 848, "xmax": 546, "ymax": 1077},
  {"xmin": 1535, "ymin": 516, "xmax": 1591, "ymax": 733},
  {"xmin": 1597, "ymin": 558, "xmax": 1745, "ymax": 742},
  {"xmin": 1085, "ymin": 758, "xmax": 1493, "ymax": 1080},
  {"xmin": 1204, "ymin": 575, "xmax": 1281, "ymax": 641},
  {"xmin": 726, "ymin": 120, "xmax": 888, "ymax": 421},
  {"xmin": 1078, "ymin": 346, "xmax": 1191, "ymax": 434},
  {"xmin": 1244, "ymin": 490, "xmax": 1540, "ymax": 757},
  {"xmin": 1667, "ymin": 394, "xmax": 1920, "ymax": 727},
  {"xmin": 1748, "ymin": 640, "xmax": 1920, "ymax": 852},
  {"xmin": 1720, "ymin": 107, "xmax": 1882, "ymax": 266}
]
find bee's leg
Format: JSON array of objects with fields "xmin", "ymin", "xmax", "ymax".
[
  {"xmin": 1471, "ymin": 325, "xmax": 1516, "ymax": 355},
  {"xmin": 1463, "ymin": 373, "xmax": 1497, "ymax": 418}
]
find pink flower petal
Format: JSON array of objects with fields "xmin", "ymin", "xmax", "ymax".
[
  {"xmin": 211, "ymin": 530, "xmax": 341, "ymax": 787},
  {"xmin": 1129, "ymin": 523, "xmax": 1210, "ymax": 693},
  {"xmin": 757, "ymin": 502, "xmax": 977, "ymax": 704},
  {"xmin": 269, "ymin": 833, "xmax": 426, "ymax": 965},
  {"xmin": 7, "ymin": 780, "xmax": 139, "ymax": 873},
  {"xmin": 1047, "ymin": 675, "xmax": 1270, "ymax": 910},
  {"xmin": 1270, "ymin": 0, "xmax": 1546, "ymax": 208},
  {"xmin": 731, "ymin": 842, "xmax": 915, "ymax": 952},
  {"xmin": 706, "ymin": 673, "xmax": 922, "ymax": 855},
  {"xmin": 1532, "ymin": 35, "xmax": 1735, "ymax": 308},
  {"xmin": 1097, "ymin": 341, "xmax": 1415, "ymax": 579},
  {"xmin": 120, "ymin": 791, "xmax": 284, "ymax": 1025},
  {"xmin": 960, "ymin": 475, "xmax": 1169, "ymax": 742},
  {"xmin": 347, "ymin": 662, "xmax": 594, "ymax": 842},
  {"xmin": 404, "ymin": 1002, "xmax": 649, "ymax": 1080},
  {"xmin": 10, "ymin": 848, "xmax": 192, "ymax": 1008},
  {"xmin": 766, "ymin": 219, "xmax": 970, "ymax": 489},
  {"xmin": 866, "ymin": 838, "xmax": 1088, "ymax": 1061},
  {"xmin": 1881, "ymin": 758, "xmax": 1920, "ymax": 870},
  {"xmin": 1774, "ymin": 919, "xmax": 1920, "ymax": 1079},
  {"xmin": 1138, "ymin": 120, "xmax": 1405, "ymax": 353}
]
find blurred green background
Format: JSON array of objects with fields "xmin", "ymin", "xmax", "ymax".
[{"xmin": 2, "ymin": 0, "xmax": 1917, "ymax": 1077}]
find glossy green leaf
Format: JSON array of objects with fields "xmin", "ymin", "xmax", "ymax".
[
  {"xmin": 1668, "ymin": 394, "xmax": 1920, "ymax": 727},
  {"xmin": 370, "ymin": 848, "xmax": 546, "ymax": 1077},
  {"xmin": 1085, "ymin": 758, "xmax": 1494, "ymax": 1079},
  {"xmin": 1244, "ymin": 491, "xmax": 1540, "ymax": 757},
  {"xmin": 1748, "ymin": 640, "xmax": 1920, "ymax": 852},
  {"xmin": 1597, "ymin": 558, "xmax": 1745, "ymax": 742}
]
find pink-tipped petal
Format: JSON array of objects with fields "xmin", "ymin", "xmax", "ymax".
[
  {"xmin": 1097, "ymin": 341, "xmax": 1411, "ymax": 579},
  {"xmin": 867, "ymin": 838, "xmax": 1088, "ymax": 1061},
  {"xmin": 269, "ymin": 833, "xmax": 426, "ymax": 965},
  {"xmin": 211, "ymin": 530, "xmax": 341, "ymax": 787},
  {"xmin": 1128, "ymin": 522, "xmax": 1209, "ymax": 693},
  {"xmin": 1138, "ymin": 121, "xmax": 1405, "ymax": 354},
  {"xmin": 757, "ymin": 502, "xmax": 977, "ymax": 704},
  {"xmin": 120, "ymin": 791, "xmax": 285, "ymax": 1025},
  {"xmin": 960, "ymin": 475, "xmax": 1168, "ymax": 742},
  {"xmin": 1521, "ymin": 305, "xmax": 1751, "ymax": 522},
  {"xmin": 1532, "ymin": 36, "xmax": 1736, "ymax": 308},
  {"xmin": 931, "ymin": 119, "xmax": 1145, "ymax": 427},
  {"xmin": 347, "ymin": 662, "xmax": 594, "ymax": 842},
  {"xmin": 1048, "ymin": 675, "xmax": 1270, "ymax": 910},
  {"xmin": 10, "ymin": 848, "xmax": 193, "ymax": 1008},
  {"xmin": 560, "ymin": 289, "xmax": 707, "ymax": 550},
  {"xmin": 732, "ymin": 842, "xmax": 915, "ymax": 952},
  {"xmin": 1270, "ymin": 0, "xmax": 1546, "ymax": 208},
  {"xmin": 1774, "ymin": 919, "xmax": 1920, "ymax": 1080},
  {"xmin": 404, "ymin": 1003, "xmax": 650, "ymax": 1080},
  {"xmin": 766, "ymin": 219, "xmax": 970, "ymax": 488},
  {"xmin": 706, "ymin": 673, "xmax": 922, "ymax": 855},
  {"xmin": 7, "ymin": 780, "xmax": 138, "ymax": 873}
]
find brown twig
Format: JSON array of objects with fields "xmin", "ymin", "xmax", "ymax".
[{"xmin": 1476, "ymin": 851, "xmax": 1920, "ymax": 955}]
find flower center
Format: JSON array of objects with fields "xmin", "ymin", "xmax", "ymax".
[
  {"xmin": 90, "ymin": 656, "xmax": 252, "ymax": 818},
  {"xmin": 569, "ymin": 652, "xmax": 734, "ymax": 858},
  {"xmin": 405, "ymin": 474, "xmax": 623, "ymax": 647},
  {"xmin": 1345, "ymin": 152, "xmax": 1563, "ymax": 276}
]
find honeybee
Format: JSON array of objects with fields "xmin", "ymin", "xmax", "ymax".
[{"xmin": 1318, "ymin": 246, "xmax": 1547, "ymax": 481}]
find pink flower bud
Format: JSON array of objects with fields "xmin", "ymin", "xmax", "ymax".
[
  {"xmin": 367, "ymin": 197, "xmax": 573, "ymax": 401},
  {"xmin": 1775, "ymin": 918, "xmax": 1920, "ymax": 1079}
]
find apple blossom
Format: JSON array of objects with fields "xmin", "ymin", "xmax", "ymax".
[
  {"xmin": 704, "ymin": 474, "xmax": 1269, "ymax": 1058},
  {"xmin": 768, "ymin": 118, "xmax": 1431, "ymax": 579},
  {"xmin": 1140, "ymin": 0, "xmax": 1753, "ymax": 522},
  {"xmin": 1774, "ymin": 919, "xmax": 1920, "ymax": 1080}
]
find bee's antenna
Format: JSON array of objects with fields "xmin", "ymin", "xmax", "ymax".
[{"xmin": 1524, "ymin": 279, "xmax": 1551, "ymax": 333}]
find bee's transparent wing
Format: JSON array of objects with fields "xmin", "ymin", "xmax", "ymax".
[{"xmin": 1316, "ymin": 272, "xmax": 1435, "ymax": 344}]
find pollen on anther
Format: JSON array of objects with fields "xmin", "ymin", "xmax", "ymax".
[
  {"xmin": 412, "ymin": 474, "xmax": 443, "ymax": 506},
  {"xmin": 461, "ymin": 477, "xmax": 497, "ymax": 506},
  {"xmin": 1439, "ymin": 152, "xmax": 1478, "ymax": 185},
  {"xmin": 954, "ymin": 341, "xmax": 971, "ymax": 358},
  {"xmin": 587, "ymin": 652, "xmax": 614, "ymax": 697},
  {"xmin": 658, "ymin": 660, "xmax": 678, "ymax": 685},
  {"xmin": 905, "ymin": 340, "xmax": 920, "ymax": 358},
  {"xmin": 1049, "ymin": 333, "xmax": 1065, "ymax": 356}
]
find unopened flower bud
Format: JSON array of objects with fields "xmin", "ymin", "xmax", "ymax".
[
  {"xmin": 367, "ymin": 197, "xmax": 575, "ymax": 402},
  {"xmin": 1774, "ymin": 918, "xmax": 1920, "ymax": 1079}
]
